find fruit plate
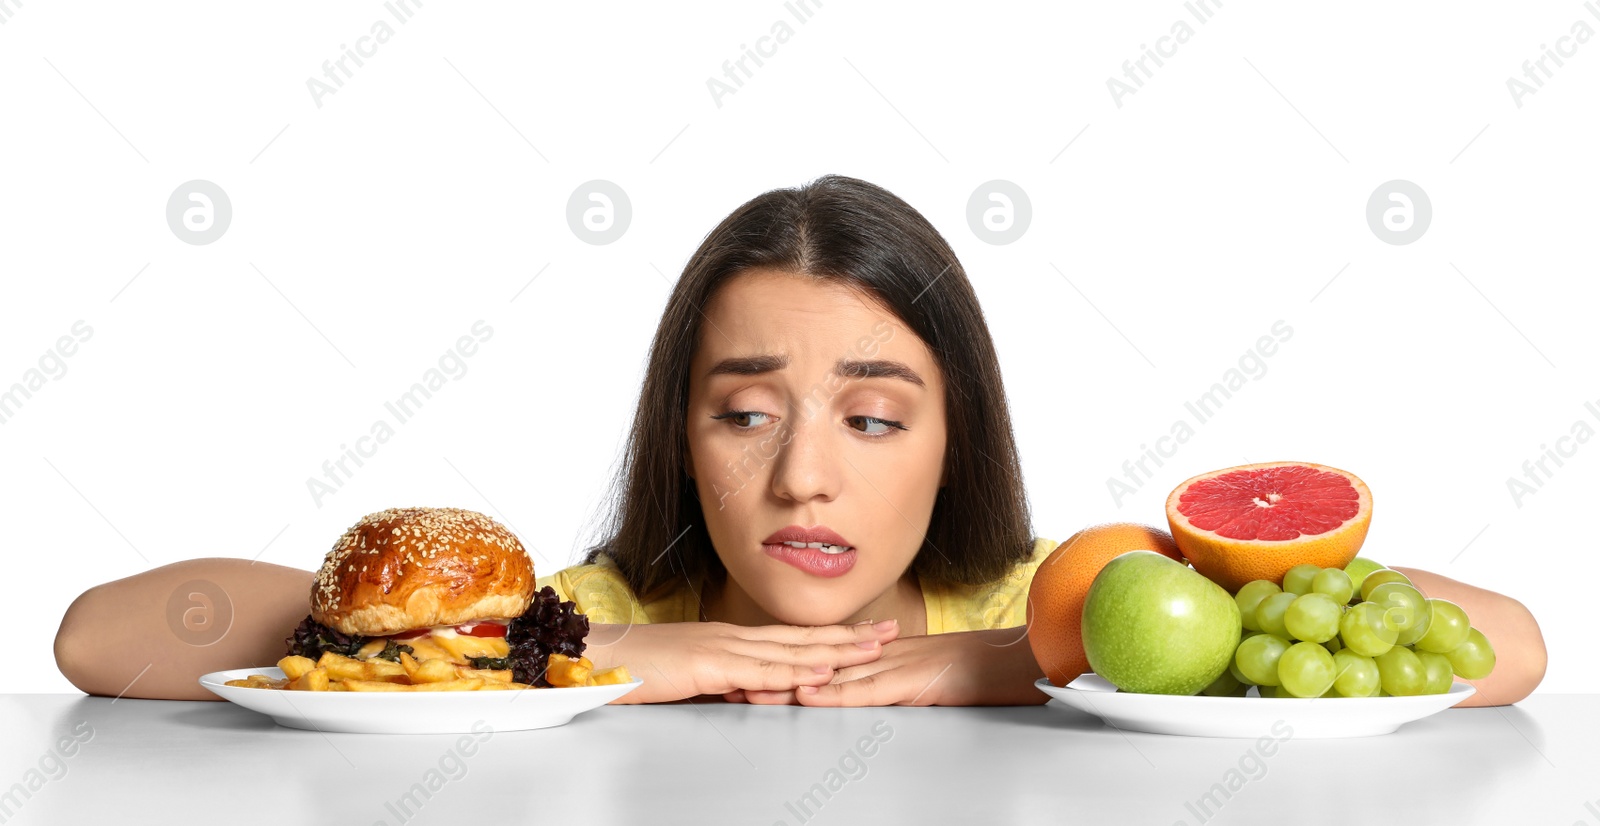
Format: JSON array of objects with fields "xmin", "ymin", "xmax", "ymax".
[
  {"xmin": 1036, "ymin": 675, "xmax": 1475, "ymax": 739},
  {"xmin": 199, "ymin": 667, "xmax": 643, "ymax": 734}
]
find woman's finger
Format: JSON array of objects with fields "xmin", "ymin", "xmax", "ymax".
[
  {"xmin": 825, "ymin": 660, "xmax": 891, "ymax": 685},
  {"xmin": 795, "ymin": 668, "xmax": 934, "ymax": 707},
  {"xmin": 736, "ymin": 663, "xmax": 901, "ymax": 702},
  {"xmin": 725, "ymin": 637, "xmax": 887, "ymax": 672},
  {"xmin": 729, "ymin": 619, "xmax": 900, "ymax": 647},
  {"xmin": 713, "ymin": 655, "xmax": 836, "ymax": 694},
  {"xmin": 740, "ymin": 688, "xmax": 798, "ymax": 705}
]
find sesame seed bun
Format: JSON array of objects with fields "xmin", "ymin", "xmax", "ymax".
[{"xmin": 311, "ymin": 507, "xmax": 536, "ymax": 636}]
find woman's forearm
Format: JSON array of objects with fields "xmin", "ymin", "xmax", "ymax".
[
  {"xmin": 1390, "ymin": 566, "xmax": 1547, "ymax": 707},
  {"xmin": 54, "ymin": 558, "xmax": 313, "ymax": 701}
]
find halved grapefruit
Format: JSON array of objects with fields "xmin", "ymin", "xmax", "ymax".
[{"xmin": 1165, "ymin": 462, "xmax": 1372, "ymax": 593}]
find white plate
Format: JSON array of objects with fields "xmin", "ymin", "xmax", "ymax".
[
  {"xmin": 1036, "ymin": 674, "xmax": 1476, "ymax": 739},
  {"xmin": 200, "ymin": 667, "xmax": 642, "ymax": 734}
]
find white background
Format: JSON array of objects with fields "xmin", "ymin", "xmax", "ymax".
[{"xmin": 2, "ymin": 2, "xmax": 1595, "ymax": 694}]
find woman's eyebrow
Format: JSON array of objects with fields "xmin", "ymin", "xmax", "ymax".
[
  {"xmin": 706, "ymin": 355, "xmax": 924, "ymax": 388},
  {"xmin": 835, "ymin": 358, "xmax": 924, "ymax": 387},
  {"xmin": 706, "ymin": 354, "xmax": 788, "ymax": 377}
]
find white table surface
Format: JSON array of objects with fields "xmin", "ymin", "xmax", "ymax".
[{"xmin": 0, "ymin": 693, "xmax": 1590, "ymax": 825}]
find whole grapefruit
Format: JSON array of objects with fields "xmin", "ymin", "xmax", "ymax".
[
  {"xmin": 1026, "ymin": 523, "xmax": 1183, "ymax": 687},
  {"xmin": 1165, "ymin": 461, "xmax": 1373, "ymax": 593}
]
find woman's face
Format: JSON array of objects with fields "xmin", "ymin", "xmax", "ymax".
[{"xmin": 686, "ymin": 269, "xmax": 947, "ymax": 626}]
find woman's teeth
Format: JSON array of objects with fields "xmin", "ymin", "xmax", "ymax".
[{"xmin": 780, "ymin": 540, "xmax": 852, "ymax": 555}]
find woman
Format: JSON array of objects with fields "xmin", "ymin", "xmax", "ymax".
[{"xmin": 54, "ymin": 175, "xmax": 1546, "ymax": 706}]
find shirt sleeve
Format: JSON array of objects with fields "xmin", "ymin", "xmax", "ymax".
[
  {"xmin": 536, "ymin": 558, "xmax": 652, "ymax": 626},
  {"xmin": 973, "ymin": 536, "xmax": 1058, "ymax": 630},
  {"xmin": 922, "ymin": 536, "xmax": 1058, "ymax": 633}
]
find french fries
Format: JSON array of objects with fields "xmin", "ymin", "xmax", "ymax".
[
  {"xmin": 317, "ymin": 652, "xmax": 407, "ymax": 682},
  {"xmin": 224, "ymin": 650, "xmax": 630, "ymax": 692},
  {"xmin": 545, "ymin": 653, "xmax": 593, "ymax": 687},
  {"xmin": 590, "ymin": 665, "xmax": 633, "ymax": 686},
  {"xmin": 455, "ymin": 666, "xmax": 514, "ymax": 683},
  {"xmin": 341, "ymin": 677, "xmax": 488, "ymax": 692},
  {"xmin": 544, "ymin": 654, "xmax": 632, "ymax": 688},
  {"xmin": 279, "ymin": 655, "xmax": 316, "ymax": 681},
  {"xmin": 227, "ymin": 673, "xmax": 289, "ymax": 690},
  {"xmin": 289, "ymin": 667, "xmax": 330, "ymax": 692},
  {"xmin": 398, "ymin": 650, "xmax": 461, "ymax": 684}
]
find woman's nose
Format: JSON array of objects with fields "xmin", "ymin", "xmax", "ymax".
[{"xmin": 768, "ymin": 415, "xmax": 843, "ymax": 504}]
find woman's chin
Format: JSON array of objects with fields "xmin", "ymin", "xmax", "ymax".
[{"xmin": 759, "ymin": 599, "xmax": 862, "ymax": 628}]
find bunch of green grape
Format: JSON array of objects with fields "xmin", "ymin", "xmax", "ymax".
[{"xmin": 1199, "ymin": 559, "xmax": 1496, "ymax": 698}]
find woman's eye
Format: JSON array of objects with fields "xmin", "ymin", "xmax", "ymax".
[
  {"xmin": 712, "ymin": 410, "xmax": 770, "ymax": 429},
  {"xmin": 847, "ymin": 415, "xmax": 906, "ymax": 435}
]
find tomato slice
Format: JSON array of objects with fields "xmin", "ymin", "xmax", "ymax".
[{"xmin": 384, "ymin": 622, "xmax": 507, "ymax": 640}]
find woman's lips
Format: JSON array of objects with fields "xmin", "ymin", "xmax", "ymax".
[
  {"xmin": 761, "ymin": 525, "xmax": 854, "ymax": 547},
  {"xmin": 763, "ymin": 542, "xmax": 857, "ymax": 578}
]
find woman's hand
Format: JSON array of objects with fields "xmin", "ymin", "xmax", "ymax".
[
  {"xmin": 736, "ymin": 626, "xmax": 1050, "ymax": 707},
  {"xmin": 586, "ymin": 619, "xmax": 902, "ymax": 704}
]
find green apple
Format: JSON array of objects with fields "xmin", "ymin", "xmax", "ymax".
[
  {"xmin": 1343, "ymin": 557, "xmax": 1385, "ymax": 600},
  {"xmin": 1082, "ymin": 551, "xmax": 1242, "ymax": 695}
]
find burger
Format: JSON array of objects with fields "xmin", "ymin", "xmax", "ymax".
[{"xmin": 285, "ymin": 506, "xmax": 589, "ymax": 687}]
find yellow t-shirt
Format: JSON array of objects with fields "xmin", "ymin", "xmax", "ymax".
[{"xmin": 534, "ymin": 536, "xmax": 1058, "ymax": 634}]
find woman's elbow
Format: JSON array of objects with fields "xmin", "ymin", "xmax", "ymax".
[
  {"xmin": 54, "ymin": 586, "xmax": 110, "ymax": 697},
  {"xmin": 53, "ymin": 583, "xmax": 221, "ymax": 701}
]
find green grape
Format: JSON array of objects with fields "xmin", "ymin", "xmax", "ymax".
[
  {"xmin": 1278, "ymin": 641, "xmax": 1337, "ymax": 698},
  {"xmin": 1311, "ymin": 567, "xmax": 1354, "ymax": 604},
  {"xmin": 1260, "ymin": 681, "xmax": 1333, "ymax": 698},
  {"xmin": 1322, "ymin": 635, "xmax": 1343, "ymax": 656},
  {"xmin": 1201, "ymin": 668, "xmax": 1247, "ymax": 697},
  {"xmin": 1414, "ymin": 599, "xmax": 1471, "ymax": 653},
  {"xmin": 1332, "ymin": 650, "xmax": 1381, "ymax": 697},
  {"xmin": 1344, "ymin": 557, "xmax": 1385, "ymax": 598},
  {"xmin": 1368, "ymin": 582, "xmax": 1432, "ymax": 645},
  {"xmin": 1256, "ymin": 592, "xmax": 1297, "ymax": 639},
  {"xmin": 1376, "ymin": 645, "xmax": 1426, "ymax": 696},
  {"xmin": 1360, "ymin": 569, "xmax": 1413, "ymax": 601},
  {"xmin": 1395, "ymin": 607, "xmax": 1435, "ymax": 647},
  {"xmin": 1284, "ymin": 593, "xmax": 1342, "ymax": 643},
  {"xmin": 1235, "ymin": 633, "xmax": 1291, "ymax": 686},
  {"xmin": 1235, "ymin": 580, "xmax": 1282, "ymax": 632},
  {"xmin": 1283, "ymin": 564, "xmax": 1322, "ymax": 595},
  {"xmin": 1415, "ymin": 650, "xmax": 1454, "ymax": 695},
  {"xmin": 1445, "ymin": 627, "xmax": 1496, "ymax": 680},
  {"xmin": 1339, "ymin": 602, "xmax": 1399, "ymax": 657},
  {"xmin": 1229, "ymin": 658, "xmax": 1256, "ymax": 686}
]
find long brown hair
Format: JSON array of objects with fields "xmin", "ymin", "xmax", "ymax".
[{"xmin": 583, "ymin": 174, "xmax": 1034, "ymax": 601}]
